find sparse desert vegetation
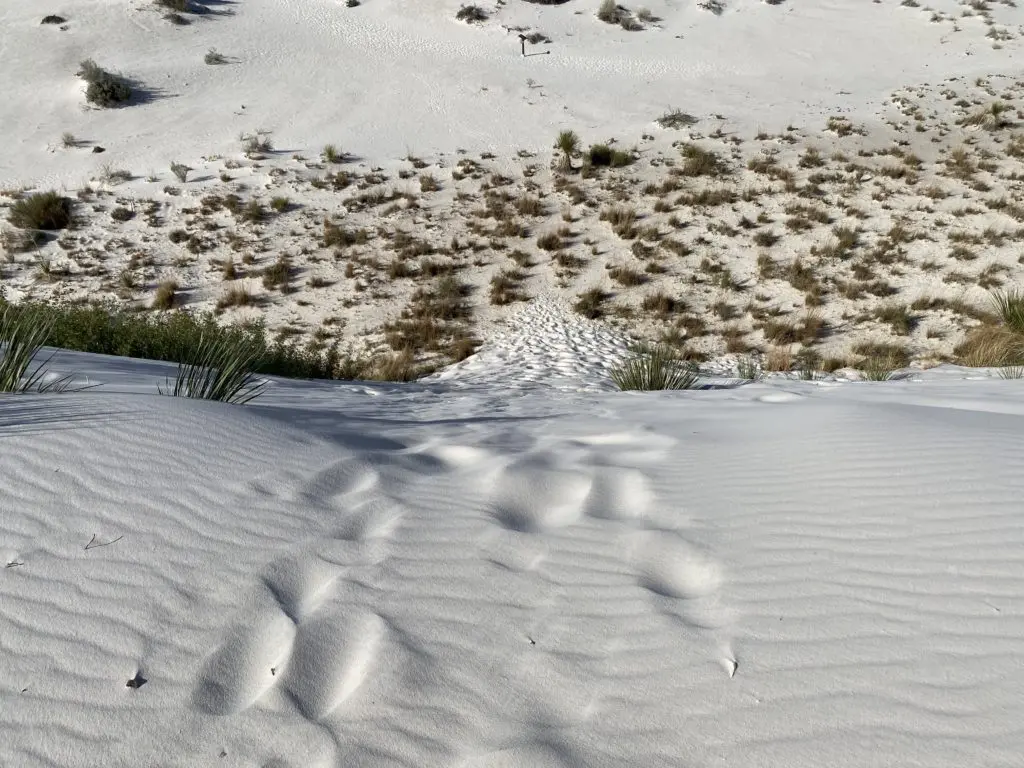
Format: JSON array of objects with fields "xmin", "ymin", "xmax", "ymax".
[{"xmin": 2, "ymin": 2, "xmax": 1023, "ymax": 383}]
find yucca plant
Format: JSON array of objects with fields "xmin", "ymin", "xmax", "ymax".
[
  {"xmin": 161, "ymin": 333, "xmax": 266, "ymax": 404},
  {"xmin": 998, "ymin": 365, "xmax": 1024, "ymax": 380},
  {"xmin": 0, "ymin": 306, "xmax": 75, "ymax": 393},
  {"xmin": 611, "ymin": 343, "xmax": 700, "ymax": 391},
  {"xmin": 555, "ymin": 130, "xmax": 579, "ymax": 173},
  {"xmin": 735, "ymin": 355, "xmax": 762, "ymax": 381},
  {"xmin": 861, "ymin": 359, "xmax": 896, "ymax": 381},
  {"xmin": 990, "ymin": 289, "xmax": 1024, "ymax": 333}
]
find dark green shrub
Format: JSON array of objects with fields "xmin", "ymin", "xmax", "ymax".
[
  {"xmin": 8, "ymin": 192, "xmax": 72, "ymax": 230},
  {"xmin": 79, "ymin": 59, "xmax": 132, "ymax": 107},
  {"xmin": 0, "ymin": 298, "xmax": 343, "ymax": 380}
]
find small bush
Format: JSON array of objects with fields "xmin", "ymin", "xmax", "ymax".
[
  {"xmin": 217, "ymin": 285, "xmax": 252, "ymax": 310},
  {"xmin": 555, "ymin": 130, "xmax": 579, "ymax": 172},
  {"xmin": 574, "ymin": 288, "xmax": 610, "ymax": 319},
  {"xmin": 680, "ymin": 144, "xmax": 727, "ymax": 177},
  {"xmin": 204, "ymin": 49, "xmax": 228, "ymax": 65},
  {"xmin": 152, "ymin": 280, "xmax": 178, "ymax": 310},
  {"xmin": 8, "ymin": 192, "xmax": 72, "ymax": 230},
  {"xmin": 608, "ymin": 265, "xmax": 646, "ymax": 286},
  {"xmin": 874, "ymin": 303, "xmax": 915, "ymax": 335},
  {"xmin": 597, "ymin": 0, "xmax": 621, "ymax": 23},
  {"xmin": 241, "ymin": 130, "xmax": 273, "ymax": 158},
  {"xmin": 456, "ymin": 4, "xmax": 488, "ymax": 22},
  {"xmin": 537, "ymin": 231, "xmax": 565, "ymax": 251},
  {"xmin": 79, "ymin": 59, "xmax": 132, "ymax": 107},
  {"xmin": 262, "ymin": 256, "xmax": 292, "ymax": 291},
  {"xmin": 656, "ymin": 108, "xmax": 697, "ymax": 129},
  {"xmin": 170, "ymin": 162, "xmax": 191, "ymax": 183}
]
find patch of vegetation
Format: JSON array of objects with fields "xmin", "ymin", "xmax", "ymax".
[
  {"xmin": 0, "ymin": 305, "xmax": 75, "ymax": 393},
  {"xmin": 656, "ymin": 108, "xmax": 698, "ymax": 130},
  {"xmin": 152, "ymin": 280, "xmax": 178, "ymax": 310},
  {"xmin": 204, "ymin": 49, "xmax": 228, "ymax": 65},
  {"xmin": 79, "ymin": 59, "xmax": 132, "ymax": 107},
  {"xmin": 611, "ymin": 343, "xmax": 700, "ymax": 391},
  {"xmin": 160, "ymin": 333, "xmax": 266, "ymax": 405},
  {"xmin": 0, "ymin": 298, "xmax": 342, "ymax": 380},
  {"xmin": 456, "ymin": 4, "xmax": 488, "ymax": 22},
  {"xmin": 574, "ymin": 288, "xmax": 611, "ymax": 319},
  {"xmin": 7, "ymin": 191, "xmax": 72, "ymax": 230}
]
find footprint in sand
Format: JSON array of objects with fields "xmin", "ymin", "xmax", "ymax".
[
  {"xmin": 631, "ymin": 531, "xmax": 730, "ymax": 630},
  {"xmin": 192, "ymin": 602, "xmax": 296, "ymax": 716},
  {"xmin": 261, "ymin": 554, "xmax": 345, "ymax": 624},
  {"xmin": 194, "ymin": 554, "xmax": 383, "ymax": 719},
  {"xmin": 297, "ymin": 459, "xmax": 380, "ymax": 510},
  {"xmin": 581, "ymin": 467, "xmax": 653, "ymax": 522},
  {"xmin": 633, "ymin": 530, "xmax": 722, "ymax": 599},
  {"xmin": 460, "ymin": 743, "xmax": 574, "ymax": 768},
  {"xmin": 282, "ymin": 609, "xmax": 384, "ymax": 721},
  {"xmin": 487, "ymin": 453, "xmax": 593, "ymax": 533}
]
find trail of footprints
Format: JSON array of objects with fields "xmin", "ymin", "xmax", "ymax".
[
  {"xmin": 485, "ymin": 430, "xmax": 732, "ymax": 633},
  {"xmin": 193, "ymin": 549, "xmax": 386, "ymax": 720},
  {"xmin": 193, "ymin": 462, "xmax": 394, "ymax": 722},
  {"xmin": 193, "ymin": 429, "xmax": 733, "ymax": 729}
]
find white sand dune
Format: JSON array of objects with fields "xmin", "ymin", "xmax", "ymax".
[
  {"xmin": 3, "ymin": 1, "xmax": 1024, "ymax": 763},
  {"xmin": 2, "ymin": 0, "xmax": 1020, "ymax": 187},
  {"xmin": 2, "ymin": 300, "xmax": 1023, "ymax": 767}
]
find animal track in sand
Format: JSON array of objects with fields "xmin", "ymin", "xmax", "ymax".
[{"xmin": 487, "ymin": 453, "xmax": 593, "ymax": 533}]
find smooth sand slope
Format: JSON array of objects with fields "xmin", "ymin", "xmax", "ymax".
[{"xmin": 1, "ymin": 297, "xmax": 1022, "ymax": 767}]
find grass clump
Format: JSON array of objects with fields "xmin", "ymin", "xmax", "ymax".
[
  {"xmin": 574, "ymin": 288, "xmax": 611, "ymax": 319},
  {"xmin": 79, "ymin": 59, "xmax": 132, "ymax": 107},
  {"xmin": 152, "ymin": 280, "xmax": 178, "ymax": 310},
  {"xmin": 597, "ymin": 0, "xmax": 621, "ymax": 23},
  {"xmin": 8, "ymin": 192, "xmax": 73, "ymax": 230},
  {"xmin": 611, "ymin": 343, "xmax": 700, "ymax": 391},
  {"xmin": 990, "ymin": 289, "xmax": 1024, "ymax": 332},
  {"xmin": 588, "ymin": 144, "xmax": 633, "ymax": 167},
  {"xmin": 954, "ymin": 289, "xmax": 1024, "ymax": 367},
  {"xmin": 160, "ymin": 333, "xmax": 266, "ymax": 404}
]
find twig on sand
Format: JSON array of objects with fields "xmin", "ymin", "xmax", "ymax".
[{"xmin": 85, "ymin": 533, "xmax": 124, "ymax": 550}]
